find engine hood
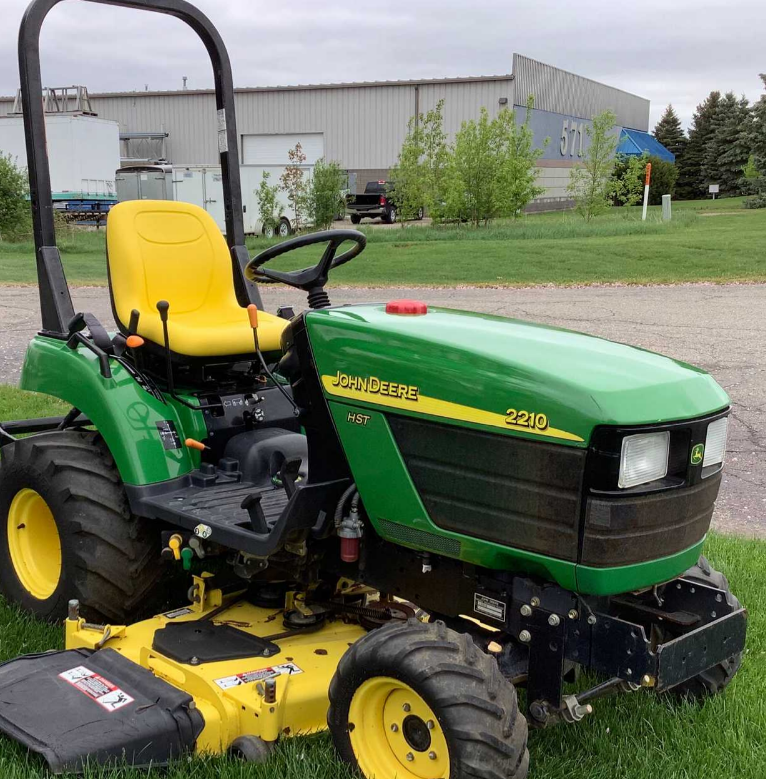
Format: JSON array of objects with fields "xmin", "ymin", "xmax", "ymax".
[{"xmin": 305, "ymin": 304, "xmax": 729, "ymax": 446}]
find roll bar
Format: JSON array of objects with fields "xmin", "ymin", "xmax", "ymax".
[{"xmin": 18, "ymin": 0, "xmax": 261, "ymax": 334}]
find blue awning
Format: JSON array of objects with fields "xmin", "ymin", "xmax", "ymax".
[{"xmin": 617, "ymin": 129, "xmax": 675, "ymax": 162}]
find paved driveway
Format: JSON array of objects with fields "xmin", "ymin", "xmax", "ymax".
[{"xmin": 1, "ymin": 282, "xmax": 763, "ymax": 537}]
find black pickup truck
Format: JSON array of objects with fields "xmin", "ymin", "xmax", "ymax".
[{"xmin": 346, "ymin": 180, "xmax": 424, "ymax": 224}]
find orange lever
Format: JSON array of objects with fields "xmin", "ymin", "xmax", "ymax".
[
  {"xmin": 126, "ymin": 335, "xmax": 145, "ymax": 349},
  {"xmin": 185, "ymin": 438, "xmax": 208, "ymax": 452},
  {"xmin": 247, "ymin": 304, "xmax": 259, "ymax": 329}
]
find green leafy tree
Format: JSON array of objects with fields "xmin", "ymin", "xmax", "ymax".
[
  {"xmin": 390, "ymin": 99, "xmax": 449, "ymax": 223},
  {"xmin": 740, "ymin": 155, "xmax": 765, "ymax": 196},
  {"xmin": 567, "ymin": 109, "xmax": 619, "ymax": 221},
  {"xmin": 0, "ymin": 153, "xmax": 31, "ymax": 242},
  {"xmin": 653, "ymin": 105, "xmax": 687, "ymax": 158},
  {"xmin": 389, "ymin": 115, "xmax": 425, "ymax": 224},
  {"xmin": 279, "ymin": 143, "xmax": 308, "ymax": 231},
  {"xmin": 443, "ymin": 102, "xmax": 546, "ymax": 226},
  {"xmin": 444, "ymin": 108, "xmax": 499, "ymax": 226},
  {"xmin": 611, "ymin": 153, "xmax": 647, "ymax": 207},
  {"xmin": 493, "ymin": 97, "xmax": 547, "ymax": 218},
  {"xmin": 305, "ymin": 158, "xmax": 346, "ymax": 230},
  {"xmin": 702, "ymin": 92, "xmax": 751, "ymax": 195},
  {"xmin": 420, "ymin": 100, "xmax": 450, "ymax": 221},
  {"xmin": 254, "ymin": 171, "xmax": 283, "ymax": 236},
  {"xmin": 675, "ymin": 91, "xmax": 721, "ymax": 199}
]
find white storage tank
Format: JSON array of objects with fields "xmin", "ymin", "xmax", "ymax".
[{"xmin": 0, "ymin": 113, "xmax": 120, "ymax": 203}]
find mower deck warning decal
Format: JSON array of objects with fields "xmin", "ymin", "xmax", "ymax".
[
  {"xmin": 59, "ymin": 666, "xmax": 135, "ymax": 712},
  {"xmin": 474, "ymin": 593, "xmax": 506, "ymax": 622},
  {"xmin": 214, "ymin": 662, "xmax": 302, "ymax": 690}
]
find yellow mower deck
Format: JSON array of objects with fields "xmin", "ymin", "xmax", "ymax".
[{"xmin": 65, "ymin": 576, "xmax": 367, "ymax": 755}]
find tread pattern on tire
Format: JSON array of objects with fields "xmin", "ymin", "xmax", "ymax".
[
  {"xmin": 328, "ymin": 618, "xmax": 529, "ymax": 779},
  {"xmin": 668, "ymin": 555, "xmax": 743, "ymax": 698},
  {"xmin": 0, "ymin": 431, "xmax": 164, "ymax": 622}
]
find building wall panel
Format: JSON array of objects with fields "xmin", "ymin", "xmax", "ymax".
[{"xmin": 513, "ymin": 54, "xmax": 649, "ymax": 131}]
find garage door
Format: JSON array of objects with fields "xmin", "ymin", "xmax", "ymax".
[{"xmin": 242, "ymin": 133, "xmax": 325, "ymax": 165}]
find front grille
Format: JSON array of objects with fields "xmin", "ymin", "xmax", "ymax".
[
  {"xmin": 377, "ymin": 518, "xmax": 462, "ymax": 557},
  {"xmin": 388, "ymin": 415, "xmax": 586, "ymax": 562}
]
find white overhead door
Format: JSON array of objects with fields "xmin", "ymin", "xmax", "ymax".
[{"xmin": 242, "ymin": 133, "xmax": 325, "ymax": 166}]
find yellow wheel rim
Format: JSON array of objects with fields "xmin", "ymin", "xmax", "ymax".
[
  {"xmin": 348, "ymin": 676, "xmax": 450, "ymax": 779},
  {"xmin": 7, "ymin": 488, "xmax": 62, "ymax": 600}
]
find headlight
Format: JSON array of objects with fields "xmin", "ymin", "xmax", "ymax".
[
  {"xmin": 703, "ymin": 417, "xmax": 728, "ymax": 468},
  {"xmin": 618, "ymin": 431, "xmax": 670, "ymax": 489}
]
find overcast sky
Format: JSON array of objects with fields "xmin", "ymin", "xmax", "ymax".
[{"xmin": 1, "ymin": 0, "xmax": 763, "ymax": 130}]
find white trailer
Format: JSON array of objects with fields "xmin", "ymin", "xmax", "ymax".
[
  {"xmin": 0, "ymin": 113, "xmax": 119, "ymax": 205},
  {"xmin": 116, "ymin": 163, "xmax": 313, "ymax": 237}
]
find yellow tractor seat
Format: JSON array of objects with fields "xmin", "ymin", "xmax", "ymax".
[{"xmin": 107, "ymin": 200, "xmax": 287, "ymax": 357}]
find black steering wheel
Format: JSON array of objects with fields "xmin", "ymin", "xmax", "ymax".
[{"xmin": 245, "ymin": 229, "xmax": 366, "ymax": 309}]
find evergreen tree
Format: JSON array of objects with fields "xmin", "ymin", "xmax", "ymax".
[
  {"xmin": 675, "ymin": 91, "xmax": 721, "ymax": 199},
  {"xmin": 653, "ymin": 105, "xmax": 686, "ymax": 158},
  {"xmin": 750, "ymin": 75, "xmax": 766, "ymax": 173},
  {"xmin": 717, "ymin": 95, "xmax": 752, "ymax": 195},
  {"xmin": 701, "ymin": 92, "xmax": 750, "ymax": 195}
]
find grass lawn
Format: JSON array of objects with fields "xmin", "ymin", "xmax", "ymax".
[
  {"xmin": 0, "ymin": 386, "xmax": 763, "ymax": 777},
  {"xmin": 0, "ymin": 199, "xmax": 763, "ymax": 287}
]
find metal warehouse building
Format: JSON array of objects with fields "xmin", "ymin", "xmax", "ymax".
[{"xmin": 0, "ymin": 54, "xmax": 653, "ymax": 210}]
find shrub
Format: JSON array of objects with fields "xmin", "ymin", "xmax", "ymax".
[
  {"xmin": 0, "ymin": 153, "xmax": 31, "ymax": 242},
  {"xmin": 743, "ymin": 194, "xmax": 766, "ymax": 209}
]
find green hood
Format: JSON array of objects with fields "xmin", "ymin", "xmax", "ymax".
[{"xmin": 306, "ymin": 304, "xmax": 729, "ymax": 446}]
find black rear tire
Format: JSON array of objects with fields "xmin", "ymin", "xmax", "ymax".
[
  {"xmin": 0, "ymin": 431, "xmax": 165, "ymax": 623},
  {"xmin": 666, "ymin": 555, "xmax": 743, "ymax": 699},
  {"xmin": 350, "ymin": 214, "xmax": 361, "ymax": 225},
  {"xmin": 328, "ymin": 619, "xmax": 529, "ymax": 779}
]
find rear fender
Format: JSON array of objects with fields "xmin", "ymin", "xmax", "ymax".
[{"xmin": 20, "ymin": 336, "xmax": 205, "ymax": 486}]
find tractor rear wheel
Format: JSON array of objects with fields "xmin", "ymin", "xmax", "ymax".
[
  {"xmin": 328, "ymin": 619, "xmax": 529, "ymax": 779},
  {"xmin": 666, "ymin": 555, "xmax": 743, "ymax": 699},
  {"xmin": 0, "ymin": 431, "xmax": 164, "ymax": 623}
]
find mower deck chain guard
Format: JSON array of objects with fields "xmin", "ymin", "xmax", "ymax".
[
  {"xmin": 126, "ymin": 471, "xmax": 350, "ymax": 557},
  {"xmin": 0, "ymin": 647, "xmax": 203, "ymax": 774}
]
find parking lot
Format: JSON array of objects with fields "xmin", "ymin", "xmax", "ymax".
[{"xmin": 0, "ymin": 281, "xmax": 763, "ymax": 538}]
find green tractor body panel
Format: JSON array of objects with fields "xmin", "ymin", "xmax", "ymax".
[
  {"xmin": 307, "ymin": 305, "xmax": 728, "ymax": 444},
  {"xmin": 20, "ymin": 336, "xmax": 205, "ymax": 485},
  {"xmin": 307, "ymin": 304, "xmax": 729, "ymax": 595}
]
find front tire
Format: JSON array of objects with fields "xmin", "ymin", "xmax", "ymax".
[
  {"xmin": 328, "ymin": 619, "xmax": 529, "ymax": 779},
  {"xmin": 0, "ymin": 431, "xmax": 165, "ymax": 623},
  {"xmin": 666, "ymin": 555, "xmax": 743, "ymax": 699}
]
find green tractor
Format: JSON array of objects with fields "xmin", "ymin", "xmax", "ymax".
[{"xmin": 0, "ymin": 0, "xmax": 746, "ymax": 776}]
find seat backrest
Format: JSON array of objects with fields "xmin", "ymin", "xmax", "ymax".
[{"xmin": 107, "ymin": 200, "xmax": 237, "ymax": 330}]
